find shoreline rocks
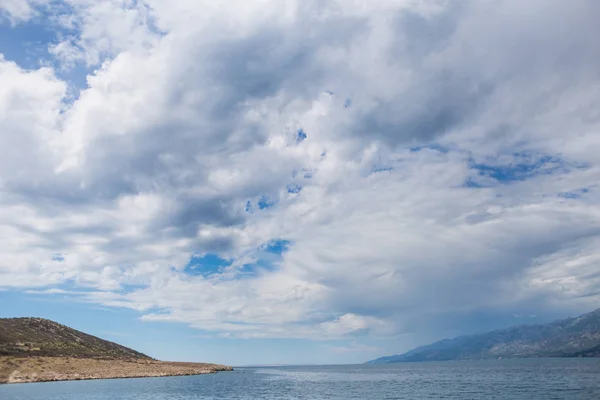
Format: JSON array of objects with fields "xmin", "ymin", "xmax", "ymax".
[{"xmin": 0, "ymin": 357, "xmax": 233, "ymax": 384}]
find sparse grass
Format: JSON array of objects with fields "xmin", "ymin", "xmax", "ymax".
[
  {"xmin": 0, "ymin": 318, "xmax": 151, "ymax": 359},
  {"xmin": 0, "ymin": 356, "xmax": 232, "ymax": 384},
  {"xmin": 0, "ymin": 318, "xmax": 232, "ymax": 384}
]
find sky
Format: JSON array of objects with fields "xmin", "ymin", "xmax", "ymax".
[{"xmin": 1, "ymin": 0, "xmax": 600, "ymax": 366}]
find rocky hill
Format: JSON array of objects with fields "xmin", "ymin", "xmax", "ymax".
[
  {"xmin": 0, "ymin": 318, "xmax": 151, "ymax": 359},
  {"xmin": 368, "ymin": 308, "xmax": 600, "ymax": 363},
  {"xmin": 0, "ymin": 318, "xmax": 232, "ymax": 384}
]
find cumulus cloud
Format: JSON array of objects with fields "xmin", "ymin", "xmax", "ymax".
[{"xmin": 1, "ymin": 0, "xmax": 600, "ymax": 343}]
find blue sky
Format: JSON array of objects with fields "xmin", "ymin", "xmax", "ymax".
[{"xmin": 1, "ymin": 0, "xmax": 600, "ymax": 366}]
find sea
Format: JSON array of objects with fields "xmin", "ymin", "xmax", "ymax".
[{"xmin": 1, "ymin": 359, "xmax": 600, "ymax": 399}]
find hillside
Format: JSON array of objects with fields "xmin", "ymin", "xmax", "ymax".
[
  {"xmin": 0, "ymin": 318, "xmax": 232, "ymax": 384},
  {"xmin": 0, "ymin": 318, "xmax": 151, "ymax": 359},
  {"xmin": 368, "ymin": 308, "xmax": 600, "ymax": 364}
]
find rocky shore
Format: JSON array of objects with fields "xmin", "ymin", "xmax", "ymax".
[{"xmin": 0, "ymin": 356, "xmax": 232, "ymax": 384}]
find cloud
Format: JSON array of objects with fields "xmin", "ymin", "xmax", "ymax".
[
  {"xmin": 1, "ymin": 0, "xmax": 600, "ymax": 345},
  {"xmin": 0, "ymin": 0, "xmax": 50, "ymax": 24},
  {"xmin": 327, "ymin": 342, "xmax": 380, "ymax": 354},
  {"xmin": 49, "ymin": 0, "xmax": 161, "ymax": 67}
]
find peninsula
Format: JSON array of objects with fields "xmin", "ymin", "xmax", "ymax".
[{"xmin": 0, "ymin": 317, "xmax": 232, "ymax": 384}]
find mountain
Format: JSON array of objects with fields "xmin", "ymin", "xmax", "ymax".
[
  {"xmin": 0, "ymin": 317, "xmax": 232, "ymax": 384},
  {"xmin": 368, "ymin": 308, "xmax": 600, "ymax": 364},
  {"xmin": 0, "ymin": 317, "xmax": 151, "ymax": 359}
]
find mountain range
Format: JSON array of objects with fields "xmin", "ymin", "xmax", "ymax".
[{"xmin": 368, "ymin": 308, "xmax": 600, "ymax": 363}]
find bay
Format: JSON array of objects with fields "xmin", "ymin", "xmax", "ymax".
[{"xmin": 1, "ymin": 358, "xmax": 600, "ymax": 399}]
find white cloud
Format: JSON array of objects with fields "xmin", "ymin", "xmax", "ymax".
[
  {"xmin": 1, "ymin": 0, "xmax": 600, "ymax": 344},
  {"xmin": 327, "ymin": 342, "xmax": 380, "ymax": 354},
  {"xmin": 50, "ymin": 0, "xmax": 160, "ymax": 67},
  {"xmin": 0, "ymin": 0, "xmax": 50, "ymax": 23}
]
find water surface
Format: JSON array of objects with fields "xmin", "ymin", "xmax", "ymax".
[{"xmin": 1, "ymin": 358, "xmax": 600, "ymax": 399}]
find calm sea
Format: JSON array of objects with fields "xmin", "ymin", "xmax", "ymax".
[{"xmin": 1, "ymin": 359, "xmax": 600, "ymax": 399}]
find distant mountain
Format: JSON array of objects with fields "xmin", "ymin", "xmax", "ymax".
[
  {"xmin": 0, "ymin": 317, "xmax": 151, "ymax": 359},
  {"xmin": 368, "ymin": 308, "xmax": 600, "ymax": 364}
]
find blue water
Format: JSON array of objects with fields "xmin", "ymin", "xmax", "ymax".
[{"xmin": 1, "ymin": 359, "xmax": 600, "ymax": 399}]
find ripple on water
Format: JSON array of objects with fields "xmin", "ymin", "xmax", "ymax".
[{"xmin": 1, "ymin": 359, "xmax": 600, "ymax": 400}]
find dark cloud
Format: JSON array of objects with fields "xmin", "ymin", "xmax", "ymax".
[{"xmin": 2, "ymin": 0, "xmax": 600, "ymax": 348}]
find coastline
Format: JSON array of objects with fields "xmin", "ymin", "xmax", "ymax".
[{"xmin": 0, "ymin": 357, "xmax": 232, "ymax": 384}]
